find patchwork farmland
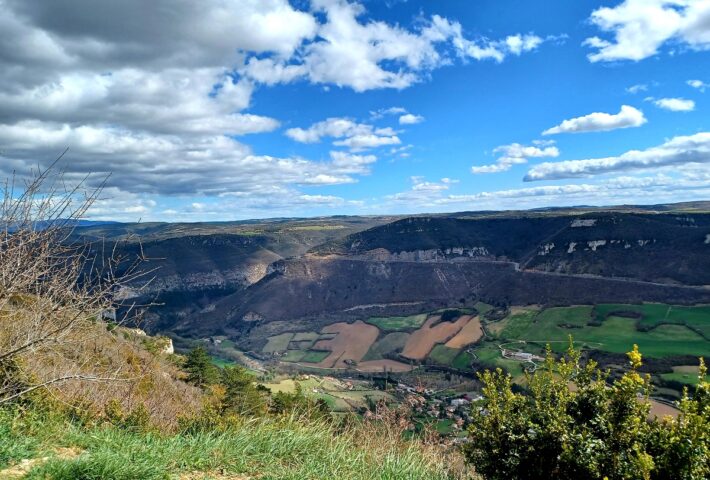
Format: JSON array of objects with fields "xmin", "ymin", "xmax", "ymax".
[
  {"xmin": 258, "ymin": 301, "xmax": 710, "ymax": 402},
  {"xmin": 261, "ymin": 309, "xmax": 488, "ymax": 373}
]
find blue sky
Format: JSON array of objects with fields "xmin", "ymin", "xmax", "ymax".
[{"xmin": 1, "ymin": 0, "xmax": 709, "ymax": 221}]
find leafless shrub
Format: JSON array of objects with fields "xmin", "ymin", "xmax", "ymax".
[{"xmin": 0, "ymin": 160, "xmax": 153, "ymax": 405}]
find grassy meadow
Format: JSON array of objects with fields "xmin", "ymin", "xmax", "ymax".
[
  {"xmin": 364, "ymin": 314, "xmax": 428, "ymax": 331},
  {"xmin": 491, "ymin": 304, "xmax": 710, "ymax": 358}
]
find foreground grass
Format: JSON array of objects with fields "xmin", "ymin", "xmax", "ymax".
[{"xmin": 1, "ymin": 408, "xmax": 459, "ymax": 480}]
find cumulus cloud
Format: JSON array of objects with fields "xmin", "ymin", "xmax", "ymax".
[
  {"xmin": 688, "ymin": 79, "xmax": 709, "ymax": 92},
  {"xmin": 423, "ymin": 16, "xmax": 548, "ymax": 63},
  {"xmin": 525, "ymin": 132, "xmax": 710, "ymax": 181},
  {"xmin": 0, "ymin": 0, "xmax": 549, "ymax": 220},
  {"xmin": 652, "ymin": 97, "xmax": 696, "ymax": 111},
  {"xmin": 0, "ymin": 0, "xmax": 357, "ymax": 206},
  {"xmin": 471, "ymin": 142, "xmax": 560, "ymax": 174},
  {"xmin": 242, "ymin": 6, "xmax": 550, "ymax": 92},
  {"xmin": 584, "ymin": 0, "xmax": 710, "ymax": 62},
  {"xmin": 333, "ymin": 134, "xmax": 401, "ymax": 150},
  {"xmin": 369, "ymin": 107, "xmax": 424, "ymax": 125},
  {"xmin": 542, "ymin": 105, "xmax": 647, "ymax": 135},
  {"xmin": 328, "ymin": 150, "xmax": 377, "ymax": 174},
  {"xmin": 285, "ymin": 117, "xmax": 401, "ymax": 151},
  {"xmin": 399, "ymin": 113, "xmax": 424, "ymax": 125},
  {"xmin": 386, "ymin": 177, "xmax": 457, "ymax": 204},
  {"xmin": 0, "ymin": 120, "xmax": 389, "ymax": 197}
]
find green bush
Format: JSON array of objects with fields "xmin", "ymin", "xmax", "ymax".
[{"xmin": 465, "ymin": 340, "xmax": 709, "ymax": 480}]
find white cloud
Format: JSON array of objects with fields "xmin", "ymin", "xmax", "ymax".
[
  {"xmin": 333, "ymin": 134, "xmax": 400, "ymax": 150},
  {"xmin": 471, "ymin": 142, "xmax": 559, "ymax": 174},
  {"xmin": 626, "ymin": 84, "xmax": 648, "ymax": 94},
  {"xmin": 525, "ymin": 132, "xmax": 710, "ymax": 181},
  {"xmin": 388, "ymin": 145, "xmax": 413, "ymax": 158},
  {"xmin": 0, "ymin": 0, "xmax": 361, "ymax": 205},
  {"xmin": 328, "ymin": 150, "xmax": 377, "ymax": 174},
  {"xmin": 688, "ymin": 79, "xmax": 709, "ymax": 92},
  {"xmin": 242, "ymin": 6, "xmax": 549, "ymax": 92},
  {"xmin": 399, "ymin": 113, "xmax": 424, "ymax": 125},
  {"xmin": 653, "ymin": 97, "xmax": 696, "ymax": 111},
  {"xmin": 0, "ymin": 0, "xmax": 550, "ymax": 220},
  {"xmin": 386, "ymin": 177, "xmax": 456, "ymax": 204},
  {"xmin": 425, "ymin": 15, "xmax": 548, "ymax": 63},
  {"xmin": 286, "ymin": 118, "xmax": 365, "ymax": 143},
  {"xmin": 285, "ymin": 117, "xmax": 401, "ymax": 151},
  {"xmin": 585, "ymin": 0, "xmax": 710, "ymax": 62},
  {"xmin": 241, "ymin": 58, "xmax": 308, "ymax": 86},
  {"xmin": 384, "ymin": 171, "xmax": 710, "ymax": 213},
  {"xmin": 542, "ymin": 105, "xmax": 647, "ymax": 135},
  {"xmin": 0, "ymin": 120, "xmax": 384, "ymax": 196},
  {"xmin": 370, "ymin": 107, "xmax": 407, "ymax": 119}
]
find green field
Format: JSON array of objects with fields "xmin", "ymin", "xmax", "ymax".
[
  {"xmin": 282, "ymin": 350, "xmax": 307, "ymax": 362},
  {"xmin": 537, "ymin": 306, "xmax": 593, "ymax": 328},
  {"xmin": 263, "ymin": 377, "xmax": 394, "ymax": 413},
  {"xmin": 365, "ymin": 314, "xmax": 427, "ymax": 331},
  {"xmin": 494, "ymin": 305, "xmax": 710, "ymax": 358},
  {"xmin": 595, "ymin": 303, "xmax": 710, "ymax": 339},
  {"xmin": 293, "ymin": 332, "xmax": 320, "ymax": 341},
  {"xmin": 661, "ymin": 365, "xmax": 703, "ymax": 386},
  {"xmin": 429, "ymin": 344, "xmax": 461, "ymax": 366},
  {"xmin": 211, "ymin": 356, "xmax": 237, "ymax": 368},
  {"xmin": 452, "ymin": 351, "xmax": 475, "ymax": 370},
  {"xmin": 474, "ymin": 302, "xmax": 494, "ymax": 316},
  {"xmin": 301, "ymin": 350, "xmax": 330, "ymax": 363},
  {"xmin": 362, "ymin": 332, "xmax": 409, "ymax": 360},
  {"xmin": 263, "ymin": 333, "xmax": 294, "ymax": 353},
  {"xmin": 473, "ymin": 342, "xmax": 527, "ymax": 382}
]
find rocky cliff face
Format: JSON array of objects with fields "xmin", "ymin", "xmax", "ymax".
[
  {"xmin": 92, "ymin": 207, "xmax": 710, "ymax": 338},
  {"xmin": 316, "ymin": 213, "xmax": 710, "ymax": 286}
]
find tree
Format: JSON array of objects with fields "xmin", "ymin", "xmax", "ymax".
[
  {"xmin": 270, "ymin": 382, "xmax": 330, "ymax": 418},
  {"xmin": 184, "ymin": 346, "xmax": 219, "ymax": 388},
  {"xmin": 220, "ymin": 365, "xmax": 267, "ymax": 416},
  {"xmin": 464, "ymin": 340, "xmax": 709, "ymax": 480},
  {"xmin": 0, "ymin": 162, "xmax": 146, "ymax": 404}
]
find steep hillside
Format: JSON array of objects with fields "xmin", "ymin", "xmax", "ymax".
[
  {"xmin": 200, "ymin": 257, "xmax": 710, "ymax": 347},
  {"xmin": 315, "ymin": 213, "xmax": 710, "ymax": 285},
  {"xmin": 79, "ymin": 205, "xmax": 710, "ymax": 341},
  {"xmin": 74, "ymin": 216, "xmax": 398, "ymax": 331}
]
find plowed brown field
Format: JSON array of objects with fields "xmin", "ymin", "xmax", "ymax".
[
  {"xmin": 402, "ymin": 315, "xmax": 469, "ymax": 360},
  {"xmin": 445, "ymin": 315, "xmax": 483, "ymax": 348},
  {"xmin": 357, "ymin": 359, "xmax": 413, "ymax": 372},
  {"xmin": 311, "ymin": 320, "xmax": 380, "ymax": 368}
]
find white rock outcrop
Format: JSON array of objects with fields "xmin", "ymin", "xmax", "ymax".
[
  {"xmin": 571, "ymin": 219, "xmax": 597, "ymax": 227},
  {"xmin": 587, "ymin": 240, "xmax": 607, "ymax": 251}
]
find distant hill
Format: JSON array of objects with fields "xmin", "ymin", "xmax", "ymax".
[{"xmin": 79, "ymin": 202, "xmax": 710, "ymax": 343}]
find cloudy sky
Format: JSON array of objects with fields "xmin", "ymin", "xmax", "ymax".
[{"xmin": 1, "ymin": 0, "xmax": 709, "ymax": 221}]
